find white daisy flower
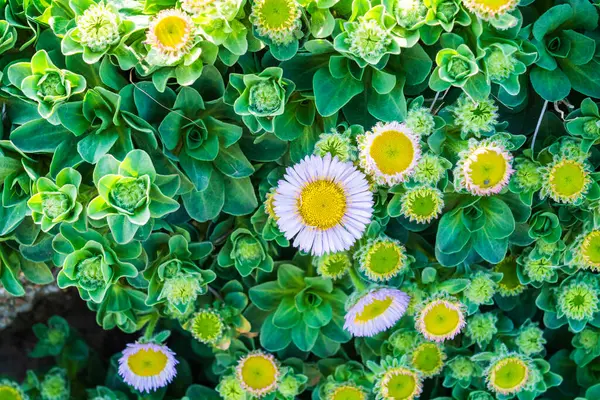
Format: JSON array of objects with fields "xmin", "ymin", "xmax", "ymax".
[
  {"xmin": 344, "ymin": 287, "xmax": 410, "ymax": 337},
  {"xmin": 358, "ymin": 121, "xmax": 422, "ymax": 186},
  {"xmin": 236, "ymin": 351, "xmax": 281, "ymax": 397},
  {"xmin": 146, "ymin": 9, "xmax": 195, "ymax": 64},
  {"xmin": 273, "ymin": 154, "xmax": 374, "ymax": 256},
  {"xmin": 118, "ymin": 342, "xmax": 178, "ymax": 393}
]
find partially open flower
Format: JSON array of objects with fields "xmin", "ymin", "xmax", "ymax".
[
  {"xmin": 188, "ymin": 309, "xmax": 225, "ymax": 345},
  {"xmin": 355, "ymin": 236, "xmax": 410, "ymax": 281},
  {"xmin": 250, "ymin": 0, "xmax": 302, "ymax": 45},
  {"xmin": 415, "ymin": 297, "xmax": 466, "ymax": 342},
  {"xmin": 413, "ymin": 153, "xmax": 450, "ymax": 185},
  {"xmin": 217, "ymin": 375, "xmax": 245, "ymax": 400},
  {"xmin": 485, "ymin": 354, "xmax": 532, "ymax": 396},
  {"xmin": 118, "ymin": 342, "xmax": 178, "ymax": 393},
  {"xmin": 512, "ymin": 159, "xmax": 542, "ymax": 192},
  {"xmin": 462, "ymin": 0, "xmax": 519, "ymax": 21},
  {"xmin": 236, "ymin": 351, "xmax": 280, "ymax": 397},
  {"xmin": 575, "ymin": 328, "xmax": 600, "ymax": 351},
  {"xmin": 447, "ymin": 356, "xmax": 477, "ymax": 382},
  {"xmin": 454, "ymin": 139, "xmax": 514, "ymax": 196},
  {"xmin": 410, "ymin": 342, "xmax": 446, "ymax": 377},
  {"xmin": 315, "ymin": 252, "xmax": 352, "ymax": 280},
  {"xmin": 40, "ymin": 368, "xmax": 69, "ymax": 400},
  {"xmin": 358, "ymin": 122, "xmax": 422, "ymax": 186},
  {"xmin": 344, "ymin": 287, "xmax": 410, "ymax": 337},
  {"xmin": 450, "ymin": 95, "xmax": 498, "ymax": 137},
  {"xmin": 274, "ymin": 154, "xmax": 374, "ymax": 256},
  {"xmin": 573, "ymin": 230, "xmax": 600, "ymax": 272},
  {"xmin": 540, "ymin": 157, "xmax": 592, "ymax": 204},
  {"xmin": 494, "ymin": 256, "xmax": 525, "ymax": 296},
  {"xmin": 466, "ymin": 312, "xmax": 498, "ymax": 346},
  {"xmin": 400, "ymin": 186, "xmax": 444, "ymax": 223},
  {"xmin": 522, "ymin": 256, "xmax": 556, "ymax": 283},
  {"xmin": 405, "ymin": 106, "xmax": 436, "ymax": 136},
  {"xmin": 346, "ymin": 18, "xmax": 392, "ymax": 64},
  {"xmin": 556, "ymin": 276, "xmax": 599, "ymax": 321},
  {"xmin": 327, "ymin": 383, "xmax": 368, "ymax": 400},
  {"xmin": 76, "ymin": 2, "xmax": 121, "ymax": 52},
  {"xmin": 392, "ymin": 0, "xmax": 428, "ymax": 29},
  {"xmin": 376, "ymin": 367, "xmax": 422, "ymax": 400},
  {"xmin": 146, "ymin": 9, "xmax": 196, "ymax": 64},
  {"xmin": 0, "ymin": 379, "xmax": 27, "ymax": 400},
  {"xmin": 515, "ymin": 322, "xmax": 546, "ymax": 356},
  {"xmin": 464, "ymin": 272, "xmax": 497, "ymax": 305},
  {"xmin": 314, "ymin": 130, "xmax": 357, "ymax": 162}
]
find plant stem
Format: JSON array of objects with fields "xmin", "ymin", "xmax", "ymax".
[
  {"xmin": 143, "ymin": 313, "xmax": 159, "ymax": 341},
  {"xmin": 348, "ymin": 266, "xmax": 367, "ymax": 292},
  {"xmin": 531, "ymin": 100, "xmax": 549, "ymax": 155}
]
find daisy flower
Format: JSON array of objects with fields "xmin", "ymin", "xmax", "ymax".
[
  {"xmin": 376, "ymin": 366, "xmax": 422, "ymax": 400},
  {"xmin": 410, "ymin": 342, "xmax": 446, "ymax": 377},
  {"xmin": 485, "ymin": 354, "xmax": 533, "ymax": 395},
  {"xmin": 540, "ymin": 156, "xmax": 592, "ymax": 204},
  {"xmin": 250, "ymin": 0, "xmax": 302, "ymax": 45},
  {"xmin": 235, "ymin": 351, "xmax": 280, "ymax": 397},
  {"xmin": 0, "ymin": 379, "xmax": 27, "ymax": 400},
  {"xmin": 344, "ymin": 287, "xmax": 410, "ymax": 337},
  {"xmin": 273, "ymin": 154, "xmax": 374, "ymax": 256},
  {"xmin": 327, "ymin": 383, "xmax": 368, "ymax": 400},
  {"xmin": 146, "ymin": 9, "xmax": 195, "ymax": 64},
  {"xmin": 573, "ymin": 230, "xmax": 600, "ymax": 271},
  {"xmin": 462, "ymin": 0, "xmax": 519, "ymax": 21},
  {"xmin": 454, "ymin": 139, "xmax": 514, "ymax": 196},
  {"xmin": 314, "ymin": 251, "xmax": 352, "ymax": 280},
  {"xmin": 118, "ymin": 342, "xmax": 178, "ymax": 393},
  {"xmin": 415, "ymin": 297, "xmax": 466, "ymax": 342},
  {"xmin": 358, "ymin": 122, "xmax": 422, "ymax": 186},
  {"xmin": 355, "ymin": 236, "xmax": 410, "ymax": 282}
]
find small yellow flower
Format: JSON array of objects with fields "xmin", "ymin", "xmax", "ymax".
[
  {"xmin": 541, "ymin": 157, "xmax": 592, "ymax": 204},
  {"xmin": 494, "ymin": 256, "xmax": 526, "ymax": 297},
  {"xmin": 236, "ymin": 351, "xmax": 280, "ymax": 397},
  {"xmin": 462, "ymin": 0, "xmax": 519, "ymax": 21},
  {"xmin": 146, "ymin": 9, "xmax": 196, "ymax": 63},
  {"xmin": 415, "ymin": 297, "xmax": 466, "ymax": 342},
  {"xmin": 410, "ymin": 342, "xmax": 446, "ymax": 377},
  {"xmin": 378, "ymin": 367, "xmax": 422, "ymax": 400},
  {"xmin": 486, "ymin": 356, "xmax": 530, "ymax": 395}
]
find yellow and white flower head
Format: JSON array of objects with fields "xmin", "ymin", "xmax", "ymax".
[
  {"xmin": 118, "ymin": 342, "xmax": 178, "ymax": 393},
  {"xmin": 355, "ymin": 236, "xmax": 410, "ymax": 282},
  {"xmin": 462, "ymin": 0, "xmax": 519, "ymax": 21},
  {"xmin": 415, "ymin": 296, "xmax": 466, "ymax": 342},
  {"xmin": 326, "ymin": 383, "xmax": 368, "ymax": 400},
  {"xmin": 454, "ymin": 139, "xmax": 514, "ymax": 196},
  {"xmin": 146, "ymin": 9, "xmax": 196, "ymax": 64},
  {"xmin": 400, "ymin": 186, "xmax": 444, "ymax": 223},
  {"xmin": 235, "ymin": 351, "xmax": 281, "ymax": 397},
  {"xmin": 573, "ymin": 230, "xmax": 600, "ymax": 272},
  {"xmin": 250, "ymin": 0, "xmax": 302, "ymax": 45},
  {"xmin": 273, "ymin": 154, "xmax": 374, "ymax": 256},
  {"xmin": 375, "ymin": 364, "xmax": 423, "ymax": 400},
  {"xmin": 410, "ymin": 342, "xmax": 446, "ymax": 377},
  {"xmin": 0, "ymin": 379, "xmax": 27, "ymax": 400},
  {"xmin": 485, "ymin": 353, "xmax": 534, "ymax": 396},
  {"xmin": 540, "ymin": 156, "xmax": 592, "ymax": 204},
  {"xmin": 344, "ymin": 287, "xmax": 410, "ymax": 337},
  {"xmin": 358, "ymin": 121, "xmax": 422, "ymax": 186}
]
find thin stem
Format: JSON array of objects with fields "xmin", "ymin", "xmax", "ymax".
[
  {"xmin": 429, "ymin": 91, "xmax": 441, "ymax": 111},
  {"xmin": 348, "ymin": 266, "xmax": 367, "ymax": 292},
  {"xmin": 143, "ymin": 313, "xmax": 159, "ymax": 341},
  {"xmin": 531, "ymin": 100, "xmax": 549, "ymax": 155},
  {"xmin": 208, "ymin": 285, "xmax": 224, "ymax": 301}
]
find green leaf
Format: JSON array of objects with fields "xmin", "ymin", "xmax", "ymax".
[
  {"xmin": 530, "ymin": 66, "xmax": 571, "ymax": 101},
  {"xmin": 10, "ymin": 119, "xmax": 71, "ymax": 153},
  {"xmin": 222, "ymin": 176, "xmax": 257, "ymax": 216},
  {"xmin": 313, "ymin": 67, "xmax": 364, "ymax": 116},
  {"xmin": 182, "ymin": 173, "xmax": 224, "ymax": 222}
]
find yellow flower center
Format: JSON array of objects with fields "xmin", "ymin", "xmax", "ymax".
[
  {"xmin": 494, "ymin": 257, "xmax": 524, "ymax": 296},
  {"xmin": 127, "ymin": 349, "xmax": 168, "ymax": 377},
  {"xmin": 365, "ymin": 242, "xmax": 404, "ymax": 278},
  {"xmin": 256, "ymin": 0, "xmax": 297, "ymax": 31},
  {"xmin": 354, "ymin": 296, "xmax": 393, "ymax": 324},
  {"xmin": 240, "ymin": 354, "xmax": 278, "ymax": 391},
  {"xmin": 0, "ymin": 386, "xmax": 22, "ymax": 400},
  {"xmin": 422, "ymin": 302, "xmax": 461, "ymax": 336},
  {"xmin": 468, "ymin": 0, "xmax": 514, "ymax": 13},
  {"xmin": 298, "ymin": 180, "xmax": 346, "ymax": 230},
  {"xmin": 265, "ymin": 192, "xmax": 278, "ymax": 220},
  {"xmin": 549, "ymin": 160, "xmax": 587, "ymax": 200},
  {"xmin": 370, "ymin": 130, "xmax": 415, "ymax": 175},
  {"xmin": 412, "ymin": 343, "xmax": 444, "ymax": 375},
  {"xmin": 382, "ymin": 369, "xmax": 419, "ymax": 400},
  {"xmin": 154, "ymin": 16, "xmax": 189, "ymax": 50},
  {"xmin": 582, "ymin": 231, "xmax": 600, "ymax": 268},
  {"xmin": 468, "ymin": 149, "xmax": 508, "ymax": 189},
  {"xmin": 331, "ymin": 385, "xmax": 366, "ymax": 400},
  {"xmin": 490, "ymin": 357, "xmax": 528, "ymax": 393}
]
